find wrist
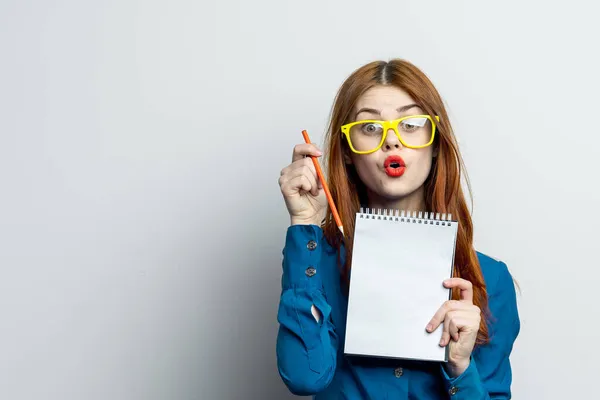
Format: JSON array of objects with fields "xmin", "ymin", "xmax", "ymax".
[
  {"xmin": 290, "ymin": 216, "xmax": 321, "ymax": 226},
  {"xmin": 444, "ymin": 358, "xmax": 470, "ymax": 378}
]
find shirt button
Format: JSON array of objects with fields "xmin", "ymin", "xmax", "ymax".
[
  {"xmin": 394, "ymin": 367, "xmax": 403, "ymax": 378},
  {"xmin": 307, "ymin": 240, "xmax": 317, "ymax": 250},
  {"xmin": 449, "ymin": 386, "xmax": 459, "ymax": 396},
  {"xmin": 305, "ymin": 267, "xmax": 317, "ymax": 277}
]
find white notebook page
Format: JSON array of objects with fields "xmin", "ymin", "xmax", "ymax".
[{"xmin": 344, "ymin": 211, "xmax": 458, "ymax": 362}]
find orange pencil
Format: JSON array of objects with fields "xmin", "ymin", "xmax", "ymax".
[{"xmin": 301, "ymin": 130, "xmax": 344, "ymax": 237}]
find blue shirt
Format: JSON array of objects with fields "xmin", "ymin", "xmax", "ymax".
[{"xmin": 276, "ymin": 225, "xmax": 520, "ymax": 399}]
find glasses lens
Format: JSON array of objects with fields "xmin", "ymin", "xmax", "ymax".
[
  {"xmin": 349, "ymin": 122, "xmax": 384, "ymax": 152},
  {"xmin": 398, "ymin": 117, "xmax": 433, "ymax": 147}
]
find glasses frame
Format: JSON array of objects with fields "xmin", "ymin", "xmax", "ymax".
[{"xmin": 340, "ymin": 115, "xmax": 440, "ymax": 154}]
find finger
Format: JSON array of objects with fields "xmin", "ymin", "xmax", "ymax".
[
  {"xmin": 280, "ymin": 175, "xmax": 313, "ymax": 197},
  {"xmin": 440, "ymin": 313, "xmax": 450, "ymax": 346},
  {"xmin": 454, "ymin": 308, "xmax": 481, "ymax": 331},
  {"xmin": 301, "ymin": 155, "xmax": 323, "ymax": 191},
  {"xmin": 443, "ymin": 278, "xmax": 473, "ymax": 303},
  {"xmin": 448, "ymin": 313, "xmax": 460, "ymax": 342},
  {"xmin": 426, "ymin": 300, "xmax": 460, "ymax": 332},
  {"xmin": 440, "ymin": 328, "xmax": 450, "ymax": 347},
  {"xmin": 286, "ymin": 160, "xmax": 320, "ymax": 196},
  {"xmin": 302, "ymin": 159, "xmax": 320, "ymax": 195},
  {"xmin": 292, "ymin": 143, "xmax": 323, "ymax": 162},
  {"xmin": 281, "ymin": 157, "xmax": 318, "ymax": 178},
  {"xmin": 281, "ymin": 165, "xmax": 319, "ymax": 196}
]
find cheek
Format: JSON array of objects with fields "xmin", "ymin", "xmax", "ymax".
[
  {"xmin": 351, "ymin": 154, "xmax": 379, "ymax": 177},
  {"xmin": 409, "ymin": 150, "xmax": 434, "ymax": 174}
]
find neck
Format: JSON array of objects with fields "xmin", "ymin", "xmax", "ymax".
[{"xmin": 366, "ymin": 185, "xmax": 426, "ymax": 212}]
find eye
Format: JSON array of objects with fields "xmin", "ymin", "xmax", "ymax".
[
  {"xmin": 400, "ymin": 117, "xmax": 427, "ymax": 133},
  {"xmin": 402, "ymin": 123, "xmax": 419, "ymax": 132},
  {"xmin": 360, "ymin": 123, "xmax": 383, "ymax": 135}
]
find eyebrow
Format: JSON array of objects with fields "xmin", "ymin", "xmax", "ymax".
[{"xmin": 355, "ymin": 103, "xmax": 421, "ymax": 118}]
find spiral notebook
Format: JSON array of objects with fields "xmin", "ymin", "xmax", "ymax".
[{"xmin": 343, "ymin": 208, "xmax": 458, "ymax": 363}]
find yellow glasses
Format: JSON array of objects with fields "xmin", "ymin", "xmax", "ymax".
[{"xmin": 341, "ymin": 115, "xmax": 439, "ymax": 154}]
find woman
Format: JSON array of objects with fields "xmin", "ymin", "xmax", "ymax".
[{"xmin": 276, "ymin": 59, "xmax": 520, "ymax": 399}]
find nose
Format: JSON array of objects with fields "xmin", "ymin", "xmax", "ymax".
[{"xmin": 383, "ymin": 128, "xmax": 403, "ymax": 151}]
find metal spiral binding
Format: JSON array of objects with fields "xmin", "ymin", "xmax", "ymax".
[{"xmin": 357, "ymin": 207, "xmax": 454, "ymax": 226}]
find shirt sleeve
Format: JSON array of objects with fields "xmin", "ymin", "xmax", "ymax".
[
  {"xmin": 439, "ymin": 261, "xmax": 521, "ymax": 399},
  {"xmin": 276, "ymin": 224, "xmax": 339, "ymax": 396}
]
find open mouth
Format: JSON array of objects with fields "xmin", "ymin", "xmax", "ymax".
[{"xmin": 383, "ymin": 155, "xmax": 406, "ymax": 177}]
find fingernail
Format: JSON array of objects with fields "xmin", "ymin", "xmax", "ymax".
[{"xmin": 426, "ymin": 324, "xmax": 433, "ymax": 332}]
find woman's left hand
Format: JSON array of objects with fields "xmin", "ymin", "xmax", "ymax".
[{"xmin": 426, "ymin": 278, "xmax": 481, "ymax": 377}]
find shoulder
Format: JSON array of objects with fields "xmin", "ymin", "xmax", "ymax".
[
  {"xmin": 475, "ymin": 251, "xmax": 516, "ymax": 298},
  {"xmin": 475, "ymin": 251, "xmax": 520, "ymax": 342},
  {"xmin": 476, "ymin": 250, "xmax": 520, "ymax": 324}
]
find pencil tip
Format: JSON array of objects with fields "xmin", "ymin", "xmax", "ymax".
[{"xmin": 339, "ymin": 226, "xmax": 344, "ymax": 235}]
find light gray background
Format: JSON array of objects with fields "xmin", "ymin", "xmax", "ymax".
[{"xmin": 1, "ymin": 1, "xmax": 598, "ymax": 399}]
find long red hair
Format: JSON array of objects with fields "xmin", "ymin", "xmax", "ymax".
[{"xmin": 321, "ymin": 59, "xmax": 490, "ymax": 345}]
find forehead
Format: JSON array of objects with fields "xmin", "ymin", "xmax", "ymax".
[{"xmin": 355, "ymin": 85, "xmax": 416, "ymax": 110}]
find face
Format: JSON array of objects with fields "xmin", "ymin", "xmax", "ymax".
[{"xmin": 345, "ymin": 85, "xmax": 436, "ymax": 207}]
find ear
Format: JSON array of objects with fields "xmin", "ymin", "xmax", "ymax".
[{"xmin": 343, "ymin": 151, "xmax": 353, "ymax": 164}]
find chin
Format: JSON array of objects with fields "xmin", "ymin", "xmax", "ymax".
[
  {"xmin": 360, "ymin": 168, "xmax": 428, "ymax": 205},
  {"xmin": 375, "ymin": 181, "xmax": 425, "ymax": 203},
  {"xmin": 382, "ymin": 190, "xmax": 417, "ymax": 202}
]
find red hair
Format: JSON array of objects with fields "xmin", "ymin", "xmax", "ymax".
[{"xmin": 321, "ymin": 59, "xmax": 490, "ymax": 345}]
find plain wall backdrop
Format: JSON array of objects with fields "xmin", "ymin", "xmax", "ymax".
[{"xmin": 1, "ymin": 1, "xmax": 598, "ymax": 399}]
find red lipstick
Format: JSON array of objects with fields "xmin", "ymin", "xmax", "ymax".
[{"xmin": 384, "ymin": 155, "xmax": 406, "ymax": 177}]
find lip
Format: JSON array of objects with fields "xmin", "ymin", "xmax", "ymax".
[{"xmin": 383, "ymin": 155, "xmax": 406, "ymax": 177}]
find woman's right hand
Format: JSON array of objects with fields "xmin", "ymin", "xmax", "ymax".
[{"xmin": 278, "ymin": 143, "xmax": 328, "ymax": 226}]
